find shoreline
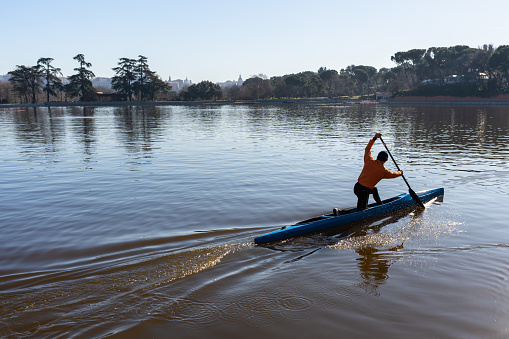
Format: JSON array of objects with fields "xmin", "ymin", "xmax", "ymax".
[
  {"xmin": 0, "ymin": 98, "xmax": 345, "ymax": 108},
  {"xmin": 2, "ymin": 95, "xmax": 509, "ymax": 108},
  {"xmin": 387, "ymin": 93, "xmax": 509, "ymax": 106}
]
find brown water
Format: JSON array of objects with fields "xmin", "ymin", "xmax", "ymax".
[{"xmin": 0, "ymin": 104, "xmax": 508, "ymax": 338}]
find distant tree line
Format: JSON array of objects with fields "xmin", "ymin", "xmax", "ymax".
[
  {"xmin": 1, "ymin": 44, "xmax": 509, "ymax": 104},
  {"xmin": 2, "ymin": 54, "xmax": 170, "ymax": 104},
  {"xmin": 388, "ymin": 44, "xmax": 509, "ymax": 97},
  {"xmin": 220, "ymin": 44, "xmax": 509, "ymax": 101}
]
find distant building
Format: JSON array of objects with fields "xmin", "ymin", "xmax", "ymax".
[
  {"xmin": 218, "ymin": 80, "xmax": 237, "ymax": 88},
  {"xmin": 421, "ymin": 73, "xmax": 489, "ymax": 86},
  {"xmin": 217, "ymin": 75, "xmax": 244, "ymax": 88},
  {"xmin": 167, "ymin": 75, "xmax": 192, "ymax": 92},
  {"xmin": 92, "ymin": 77, "xmax": 112, "ymax": 89},
  {"xmin": 0, "ymin": 74, "xmax": 11, "ymax": 82},
  {"xmin": 376, "ymin": 92, "xmax": 391, "ymax": 101}
]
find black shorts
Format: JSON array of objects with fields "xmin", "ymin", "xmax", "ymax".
[{"xmin": 354, "ymin": 182, "xmax": 381, "ymax": 210}]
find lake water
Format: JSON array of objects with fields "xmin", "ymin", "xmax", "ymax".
[{"xmin": 1, "ymin": 104, "xmax": 508, "ymax": 338}]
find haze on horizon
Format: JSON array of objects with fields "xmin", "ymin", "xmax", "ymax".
[{"xmin": 1, "ymin": 0, "xmax": 508, "ymax": 83}]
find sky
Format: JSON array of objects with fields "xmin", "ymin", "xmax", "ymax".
[{"xmin": 1, "ymin": 0, "xmax": 508, "ymax": 83}]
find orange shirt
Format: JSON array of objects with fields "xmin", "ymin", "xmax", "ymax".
[{"xmin": 357, "ymin": 139, "xmax": 401, "ymax": 189}]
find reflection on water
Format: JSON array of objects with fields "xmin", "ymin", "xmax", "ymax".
[
  {"xmin": 2, "ymin": 104, "xmax": 507, "ymax": 145},
  {"xmin": 1, "ymin": 104, "xmax": 509, "ymax": 338},
  {"xmin": 261, "ymin": 199, "xmax": 444, "ymax": 296},
  {"xmin": 4, "ymin": 105, "xmax": 509, "ymax": 174},
  {"xmin": 355, "ymin": 244, "xmax": 403, "ymax": 296}
]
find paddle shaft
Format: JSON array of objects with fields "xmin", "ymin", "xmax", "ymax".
[
  {"xmin": 379, "ymin": 137, "xmax": 410, "ymax": 188},
  {"xmin": 379, "ymin": 136, "xmax": 425, "ymax": 208}
]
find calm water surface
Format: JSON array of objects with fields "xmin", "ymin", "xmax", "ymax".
[{"xmin": 1, "ymin": 104, "xmax": 508, "ymax": 338}]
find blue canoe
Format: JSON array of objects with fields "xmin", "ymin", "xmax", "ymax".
[{"xmin": 254, "ymin": 188, "xmax": 444, "ymax": 244}]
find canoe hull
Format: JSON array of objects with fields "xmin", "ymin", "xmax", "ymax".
[{"xmin": 254, "ymin": 188, "xmax": 444, "ymax": 244}]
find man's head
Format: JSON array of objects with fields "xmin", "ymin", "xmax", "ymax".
[{"xmin": 377, "ymin": 151, "xmax": 389, "ymax": 162}]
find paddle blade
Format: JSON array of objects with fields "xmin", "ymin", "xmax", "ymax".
[{"xmin": 409, "ymin": 188, "xmax": 425, "ymax": 209}]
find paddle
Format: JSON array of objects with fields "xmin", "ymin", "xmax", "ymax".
[{"xmin": 379, "ymin": 137, "xmax": 425, "ymax": 209}]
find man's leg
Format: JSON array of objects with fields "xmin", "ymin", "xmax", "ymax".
[
  {"xmin": 371, "ymin": 187, "xmax": 382, "ymax": 205},
  {"xmin": 354, "ymin": 182, "xmax": 370, "ymax": 211}
]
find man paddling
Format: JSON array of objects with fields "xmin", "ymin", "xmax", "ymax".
[{"xmin": 353, "ymin": 133, "xmax": 403, "ymax": 211}]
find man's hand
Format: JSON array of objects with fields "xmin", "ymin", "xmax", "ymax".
[{"xmin": 373, "ymin": 133, "xmax": 382, "ymax": 140}]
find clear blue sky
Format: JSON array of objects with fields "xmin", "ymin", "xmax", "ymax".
[{"xmin": 2, "ymin": 0, "xmax": 508, "ymax": 83}]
